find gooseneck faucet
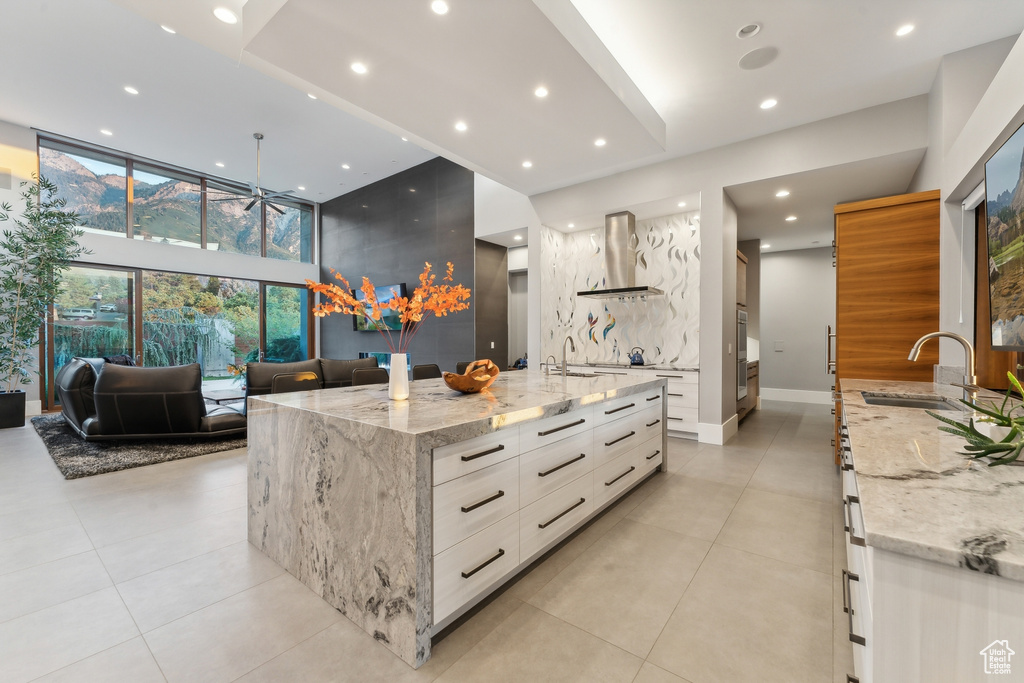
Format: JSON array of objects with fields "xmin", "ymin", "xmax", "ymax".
[
  {"xmin": 562, "ymin": 336, "xmax": 576, "ymax": 378},
  {"xmin": 908, "ymin": 331, "xmax": 977, "ymax": 402},
  {"xmin": 545, "ymin": 355, "xmax": 558, "ymax": 377}
]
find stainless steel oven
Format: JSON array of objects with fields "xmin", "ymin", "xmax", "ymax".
[{"xmin": 737, "ymin": 309, "xmax": 748, "ymax": 401}]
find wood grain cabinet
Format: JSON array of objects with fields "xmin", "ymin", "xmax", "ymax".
[
  {"xmin": 831, "ymin": 190, "xmax": 940, "ymax": 461},
  {"xmin": 737, "ymin": 361, "xmax": 759, "ymax": 421},
  {"xmin": 737, "ymin": 250, "xmax": 748, "ymax": 308}
]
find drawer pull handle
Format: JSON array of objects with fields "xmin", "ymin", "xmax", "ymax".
[
  {"xmin": 461, "ymin": 490, "xmax": 505, "ymax": 513},
  {"xmin": 842, "ymin": 569, "xmax": 867, "ymax": 646},
  {"xmin": 538, "ymin": 497, "xmax": 587, "ymax": 529},
  {"xmin": 461, "ymin": 548, "xmax": 505, "ymax": 579},
  {"xmin": 538, "ymin": 453, "xmax": 586, "ymax": 477},
  {"xmin": 596, "ymin": 371, "xmax": 627, "ymax": 375},
  {"xmin": 646, "ymin": 449, "xmax": 661, "ymax": 461},
  {"xmin": 845, "ymin": 495, "xmax": 866, "ymax": 546},
  {"xmin": 460, "ymin": 444, "xmax": 505, "ymax": 462},
  {"xmin": 538, "ymin": 418, "xmax": 585, "ymax": 436},
  {"xmin": 605, "ymin": 465, "xmax": 636, "ymax": 487},
  {"xmin": 605, "ymin": 430, "xmax": 636, "ymax": 447},
  {"xmin": 646, "ymin": 394, "xmax": 661, "ymax": 402},
  {"xmin": 604, "ymin": 402, "xmax": 636, "ymax": 415},
  {"xmin": 842, "ymin": 498, "xmax": 849, "ymax": 533},
  {"xmin": 667, "ymin": 392, "xmax": 683, "ymax": 397},
  {"xmin": 655, "ymin": 374, "xmax": 680, "ymax": 378},
  {"xmin": 646, "ymin": 419, "xmax": 661, "ymax": 427}
]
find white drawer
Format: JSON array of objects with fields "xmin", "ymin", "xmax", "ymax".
[
  {"xmin": 667, "ymin": 391, "xmax": 698, "ymax": 410},
  {"xmin": 594, "ymin": 411, "xmax": 647, "ymax": 469},
  {"xmin": 433, "ymin": 512, "xmax": 520, "ymax": 624},
  {"xmin": 843, "ymin": 562, "xmax": 872, "ymax": 682},
  {"xmin": 594, "ymin": 449, "xmax": 642, "ymax": 509},
  {"xmin": 520, "ymin": 430, "xmax": 594, "ymax": 507},
  {"xmin": 594, "ymin": 391, "xmax": 658, "ymax": 427},
  {"xmin": 519, "ymin": 406, "xmax": 594, "ymax": 454},
  {"xmin": 637, "ymin": 404, "xmax": 664, "ymax": 444},
  {"xmin": 433, "ymin": 428, "xmax": 520, "ymax": 485},
  {"xmin": 636, "ymin": 435, "xmax": 663, "ymax": 477},
  {"xmin": 519, "ymin": 471, "xmax": 594, "ymax": 561},
  {"xmin": 667, "ymin": 410, "xmax": 698, "ymax": 434},
  {"xmin": 652, "ymin": 370, "xmax": 698, "ymax": 384},
  {"xmin": 590, "ymin": 367, "xmax": 631, "ymax": 376},
  {"xmin": 433, "ymin": 458, "xmax": 519, "ymax": 554}
]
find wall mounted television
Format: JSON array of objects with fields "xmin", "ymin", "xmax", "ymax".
[
  {"xmin": 353, "ymin": 283, "xmax": 407, "ymax": 332},
  {"xmin": 986, "ymin": 121, "xmax": 1024, "ymax": 351}
]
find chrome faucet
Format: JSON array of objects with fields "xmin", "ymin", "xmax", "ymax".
[
  {"xmin": 562, "ymin": 336, "xmax": 576, "ymax": 378},
  {"xmin": 908, "ymin": 331, "xmax": 977, "ymax": 402},
  {"xmin": 545, "ymin": 355, "xmax": 558, "ymax": 377}
]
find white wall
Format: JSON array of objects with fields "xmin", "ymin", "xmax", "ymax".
[{"xmin": 759, "ymin": 247, "xmax": 836, "ymax": 403}]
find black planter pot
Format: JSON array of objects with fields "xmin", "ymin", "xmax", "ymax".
[{"xmin": 0, "ymin": 390, "xmax": 26, "ymax": 429}]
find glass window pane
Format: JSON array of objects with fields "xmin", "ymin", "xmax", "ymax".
[
  {"xmin": 53, "ymin": 267, "xmax": 134, "ymax": 400},
  {"xmin": 265, "ymin": 202, "xmax": 312, "ymax": 262},
  {"xmin": 132, "ymin": 164, "xmax": 201, "ymax": 247},
  {"xmin": 39, "ymin": 142, "xmax": 127, "ymax": 235},
  {"xmin": 141, "ymin": 272, "xmax": 258, "ymax": 390},
  {"xmin": 206, "ymin": 183, "xmax": 262, "ymax": 256},
  {"xmin": 265, "ymin": 285, "xmax": 309, "ymax": 362}
]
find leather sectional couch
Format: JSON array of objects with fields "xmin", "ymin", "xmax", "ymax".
[
  {"xmin": 55, "ymin": 357, "xmax": 247, "ymax": 441},
  {"xmin": 244, "ymin": 357, "xmax": 379, "ymax": 398}
]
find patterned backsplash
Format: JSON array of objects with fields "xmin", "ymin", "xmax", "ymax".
[{"xmin": 540, "ymin": 211, "xmax": 701, "ymax": 367}]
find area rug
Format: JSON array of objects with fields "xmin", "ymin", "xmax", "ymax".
[{"xmin": 30, "ymin": 414, "xmax": 247, "ymax": 479}]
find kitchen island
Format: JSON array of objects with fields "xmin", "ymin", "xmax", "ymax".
[
  {"xmin": 247, "ymin": 370, "xmax": 667, "ymax": 668},
  {"xmin": 839, "ymin": 379, "xmax": 1024, "ymax": 682}
]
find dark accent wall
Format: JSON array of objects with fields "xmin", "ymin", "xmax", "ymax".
[
  {"xmin": 473, "ymin": 240, "xmax": 509, "ymax": 368},
  {"xmin": 319, "ymin": 157, "xmax": 475, "ymax": 374}
]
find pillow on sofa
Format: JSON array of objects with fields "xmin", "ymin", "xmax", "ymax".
[{"xmin": 321, "ymin": 357, "xmax": 379, "ymax": 388}]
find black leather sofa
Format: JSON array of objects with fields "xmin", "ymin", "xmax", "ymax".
[
  {"xmin": 244, "ymin": 357, "xmax": 379, "ymax": 398},
  {"xmin": 55, "ymin": 357, "xmax": 246, "ymax": 441}
]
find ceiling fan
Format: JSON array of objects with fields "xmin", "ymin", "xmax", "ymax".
[{"xmin": 210, "ymin": 132, "xmax": 294, "ymax": 214}]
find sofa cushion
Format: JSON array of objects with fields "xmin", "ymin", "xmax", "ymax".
[
  {"xmin": 55, "ymin": 358, "xmax": 100, "ymax": 435},
  {"xmin": 200, "ymin": 404, "xmax": 247, "ymax": 433},
  {"xmin": 246, "ymin": 359, "xmax": 323, "ymax": 396},
  {"xmin": 320, "ymin": 357, "xmax": 379, "ymax": 388},
  {"xmin": 93, "ymin": 363, "xmax": 206, "ymax": 435}
]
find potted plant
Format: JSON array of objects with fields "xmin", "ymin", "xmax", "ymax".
[{"xmin": 0, "ymin": 175, "xmax": 87, "ymax": 428}]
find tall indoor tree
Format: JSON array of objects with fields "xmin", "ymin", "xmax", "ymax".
[{"xmin": 0, "ymin": 175, "xmax": 87, "ymax": 427}]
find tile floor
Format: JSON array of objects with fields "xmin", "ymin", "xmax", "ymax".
[{"xmin": 0, "ymin": 401, "xmax": 853, "ymax": 682}]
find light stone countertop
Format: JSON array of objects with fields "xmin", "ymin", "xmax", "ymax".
[
  {"xmin": 544, "ymin": 362, "xmax": 700, "ymax": 372},
  {"xmin": 841, "ymin": 378, "xmax": 1024, "ymax": 581}
]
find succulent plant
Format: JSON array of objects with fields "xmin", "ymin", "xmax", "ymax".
[{"xmin": 928, "ymin": 371, "xmax": 1024, "ymax": 466}]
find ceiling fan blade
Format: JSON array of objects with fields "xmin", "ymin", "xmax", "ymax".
[
  {"xmin": 247, "ymin": 181, "xmax": 259, "ymax": 196},
  {"xmin": 266, "ymin": 200, "xmax": 286, "ymax": 215},
  {"xmin": 210, "ymin": 196, "xmax": 243, "ymax": 202},
  {"xmin": 264, "ymin": 189, "xmax": 295, "ymax": 198},
  {"xmin": 244, "ymin": 198, "xmax": 259, "ymax": 212}
]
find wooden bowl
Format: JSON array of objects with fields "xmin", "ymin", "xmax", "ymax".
[{"xmin": 443, "ymin": 359, "xmax": 500, "ymax": 394}]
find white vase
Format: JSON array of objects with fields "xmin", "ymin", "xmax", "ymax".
[{"xmin": 389, "ymin": 353, "xmax": 410, "ymax": 400}]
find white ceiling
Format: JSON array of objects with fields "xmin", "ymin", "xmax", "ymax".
[{"xmin": 2, "ymin": 0, "xmax": 1024, "ymax": 247}]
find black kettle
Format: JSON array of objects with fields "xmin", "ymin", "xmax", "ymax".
[{"xmin": 629, "ymin": 347, "xmax": 645, "ymax": 366}]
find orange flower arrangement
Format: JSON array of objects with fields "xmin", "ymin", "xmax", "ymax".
[{"xmin": 306, "ymin": 261, "xmax": 471, "ymax": 354}]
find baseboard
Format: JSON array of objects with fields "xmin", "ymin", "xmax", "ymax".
[
  {"xmin": 26, "ymin": 399, "xmax": 41, "ymax": 417},
  {"xmin": 760, "ymin": 388, "xmax": 832, "ymax": 405},
  {"xmin": 698, "ymin": 414, "xmax": 738, "ymax": 445}
]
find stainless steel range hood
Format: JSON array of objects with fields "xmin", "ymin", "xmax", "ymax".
[{"xmin": 577, "ymin": 211, "xmax": 664, "ymax": 300}]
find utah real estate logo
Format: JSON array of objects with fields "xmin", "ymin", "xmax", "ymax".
[{"xmin": 980, "ymin": 640, "xmax": 1014, "ymax": 675}]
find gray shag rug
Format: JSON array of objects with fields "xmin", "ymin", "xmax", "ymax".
[{"xmin": 31, "ymin": 414, "xmax": 246, "ymax": 479}]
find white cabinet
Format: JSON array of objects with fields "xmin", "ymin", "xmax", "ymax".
[
  {"xmin": 651, "ymin": 370, "xmax": 698, "ymax": 436},
  {"xmin": 431, "ymin": 389, "xmax": 667, "ymax": 630}
]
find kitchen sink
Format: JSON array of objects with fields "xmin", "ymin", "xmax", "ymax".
[
  {"xmin": 860, "ymin": 392, "xmax": 958, "ymax": 411},
  {"xmin": 563, "ymin": 371, "xmax": 597, "ymax": 378}
]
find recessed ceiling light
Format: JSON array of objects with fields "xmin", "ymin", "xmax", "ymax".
[
  {"xmin": 454, "ymin": 121, "xmax": 468, "ymax": 132},
  {"xmin": 775, "ymin": 190, "xmax": 790, "ymax": 197},
  {"xmin": 568, "ymin": 223, "xmax": 575, "ymax": 228},
  {"xmin": 785, "ymin": 215, "xmax": 797, "ymax": 221},
  {"xmin": 100, "ymin": 129, "xmax": 112, "ymax": 136},
  {"xmin": 213, "ymin": 7, "xmax": 238, "ymax": 24},
  {"xmin": 896, "ymin": 24, "xmax": 914, "ymax": 37},
  {"xmin": 677, "ymin": 202, "xmax": 686, "ymax": 208},
  {"xmin": 760, "ymin": 98, "xmax": 777, "ymax": 110},
  {"xmin": 737, "ymin": 23, "xmax": 761, "ymax": 39},
  {"xmin": 351, "ymin": 62, "xmax": 368, "ymax": 75},
  {"xmin": 124, "ymin": 86, "xmax": 139, "ymax": 95},
  {"xmin": 762, "ymin": 244, "xmax": 771, "ymax": 249},
  {"xmin": 401, "ymin": 137, "xmax": 408, "ymax": 142},
  {"xmin": 514, "ymin": 235, "xmax": 523, "ymax": 241},
  {"xmin": 535, "ymin": 86, "xmax": 548, "ymax": 98},
  {"xmin": 594, "ymin": 138, "xmax": 606, "ymax": 147},
  {"xmin": 410, "ymin": 188, "xmax": 416, "ymax": 192},
  {"xmin": 297, "ymin": 186, "xmax": 306, "ymax": 191},
  {"xmin": 341, "ymin": 164, "xmax": 350, "ymax": 169},
  {"xmin": 307, "ymin": 93, "xmax": 317, "ymax": 100},
  {"xmin": 431, "ymin": 0, "xmax": 449, "ymax": 15},
  {"xmin": 215, "ymin": 162, "xmax": 225, "ymax": 168},
  {"xmin": 522, "ymin": 161, "xmax": 533, "ymax": 168},
  {"xmin": 160, "ymin": 24, "xmax": 176, "ymax": 34}
]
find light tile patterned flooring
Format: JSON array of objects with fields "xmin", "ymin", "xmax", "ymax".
[{"xmin": 0, "ymin": 401, "xmax": 852, "ymax": 682}]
